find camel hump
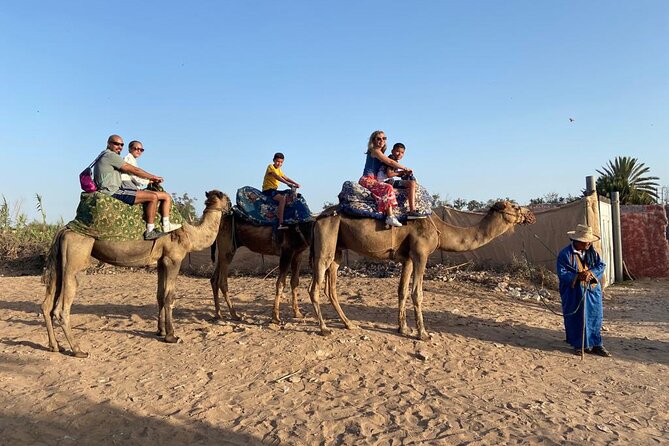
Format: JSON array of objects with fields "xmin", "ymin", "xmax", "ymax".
[
  {"xmin": 66, "ymin": 192, "xmax": 185, "ymax": 241},
  {"xmin": 337, "ymin": 180, "xmax": 434, "ymax": 223},
  {"xmin": 318, "ymin": 205, "xmax": 340, "ymax": 219},
  {"xmin": 234, "ymin": 186, "xmax": 313, "ymax": 226}
]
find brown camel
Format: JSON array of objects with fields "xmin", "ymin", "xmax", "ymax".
[
  {"xmin": 41, "ymin": 190, "xmax": 231, "ymax": 358},
  {"xmin": 210, "ymin": 217, "xmax": 312, "ymax": 323},
  {"xmin": 308, "ymin": 201, "xmax": 536, "ymax": 339}
]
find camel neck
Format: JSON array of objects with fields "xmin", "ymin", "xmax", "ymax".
[{"xmin": 436, "ymin": 212, "xmax": 512, "ymax": 252}]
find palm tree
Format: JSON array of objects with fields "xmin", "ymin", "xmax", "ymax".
[{"xmin": 596, "ymin": 156, "xmax": 659, "ymax": 204}]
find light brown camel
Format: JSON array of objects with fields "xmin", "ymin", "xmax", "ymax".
[
  {"xmin": 41, "ymin": 190, "xmax": 231, "ymax": 358},
  {"xmin": 308, "ymin": 201, "xmax": 536, "ymax": 339},
  {"xmin": 210, "ymin": 218, "xmax": 312, "ymax": 323}
]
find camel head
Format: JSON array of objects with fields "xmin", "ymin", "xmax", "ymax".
[
  {"xmin": 204, "ymin": 190, "xmax": 232, "ymax": 213},
  {"xmin": 490, "ymin": 201, "xmax": 536, "ymax": 226}
]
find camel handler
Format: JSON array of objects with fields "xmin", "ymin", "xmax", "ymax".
[
  {"xmin": 556, "ymin": 223, "xmax": 611, "ymax": 358},
  {"xmin": 93, "ymin": 134, "xmax": 175, "ymax": 240}
]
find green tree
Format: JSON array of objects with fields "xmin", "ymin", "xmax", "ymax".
[
  {"xmin": 528, "ymin": 192, "xmax": 580, "ymax": 206},
  {"xmin": 171, "ymin": 192, "xmax": 198, "ymax": 223},
  {"xmin": 466, "ymin": 200, "xmax": 486, "ymax": 212},
  {"xmin": 596, "ymin": 156, "xmax": 660, "ymax": 204},
  {"xmin": 452, "ymin": 198, "xmax": 467, "ymax": 210},
  {"xmin": 431, "ymin": 193, "xmax": 450, "ymax": 207}
]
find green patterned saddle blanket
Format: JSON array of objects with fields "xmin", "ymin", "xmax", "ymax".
[{"xmin": 66, "ymin": 192, "xmax": 184, "ymax": 241}]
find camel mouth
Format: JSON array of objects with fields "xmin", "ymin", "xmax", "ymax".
[{"xmin": 521, "ymin": 210, "xmax": 537, "ymax": 225}]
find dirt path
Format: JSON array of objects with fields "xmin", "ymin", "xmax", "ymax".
[{"xmin": 1, "ymin": 271, "xmax": 667, "ymax": 445}]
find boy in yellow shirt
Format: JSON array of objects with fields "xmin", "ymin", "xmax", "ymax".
[{"xmin": 262, "ymin": 152, "xmax": 301, "ymax": 229}]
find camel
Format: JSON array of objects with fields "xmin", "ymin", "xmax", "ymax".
[
  {"xmin": 210, "ymin": 217, "xmax": 313, "ymax": 324},
  {"xmin": 41, "ymin": 190, "xmax": 231, "ymax": 358},
  {"xmin": 308, "ymin": 201, "xmax": 536, "ymax": 339}
]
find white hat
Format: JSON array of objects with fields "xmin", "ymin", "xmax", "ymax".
[{"xmin": 567, "ymin": 224, "xmax": 600, "ymax": 242}]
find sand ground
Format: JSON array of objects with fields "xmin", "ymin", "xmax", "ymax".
[{"xmin": 1, "ymin": 270, "xmax": 667, "ymax": 445}]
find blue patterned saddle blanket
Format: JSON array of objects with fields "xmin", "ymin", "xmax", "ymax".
[
  {"xmin": 233, "ymin": 186, "xmax": 313, "ymax": 226},
  {"xmin": 338, "ymin": 181, "xmax": 433, "ymax": 222}
]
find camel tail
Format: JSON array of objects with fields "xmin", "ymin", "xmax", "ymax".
[
  {"xmin": 42, "ymin": 228, "xmax": 66, "ymax": 306},
  {"xmin": 210, "ymin": 242, "xmax": 216, "ymax": 263}
]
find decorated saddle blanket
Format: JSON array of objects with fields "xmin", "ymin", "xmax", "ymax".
[
  {"xmin": 338, "ymin": 181, "xmax": 434, "ymax": 222},
  {"xmin": 233, "ymin": 186, "xmax": 313, "ymax": 226},
  {"xmin": 66, "ymin": 192, "xmax": 184, "ymax": 241}
]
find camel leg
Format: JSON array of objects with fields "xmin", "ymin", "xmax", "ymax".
[
  {"xmin": 41, "ymin": 238, "xmax": 63, "ymax": 353},
  {"xmin": 323, "ymin": 254, "xmax": 356, "ymax": 329},
  {"xmin": 221, "ymin": 258, "xmax": 241, "ymax": 321},
  {"xmin": 309, "ymin": 215, "xmax": 342, "ymax": 335},
  {"xmin": 411, "ymin": 258, "xmax": 429, "ymax": 340},
  {"xmin": 397, "ymin": 260, "xmax": 414, "ymax": 336},
  {"xmin": 272, "ymin": 251, "xmax": 292, "ymax": 324},
  {"xmin": 289, "ymin": 251, "xmax": 305, "ymax": 319},
  {"xmin": 210, "ymin": 260, "xmax": 222, "ymax": 318},
  {"xmin": 41, "ymin": 293, "xmax": 61, "ymax": 353},
  {"xmin": 161, "ymin": 258, "xmax": 182, "ymax": 343},
  {"xmin": 213, "ymin": 252, "xmax": 240, "ymax": 321},
  {"xmin": 308, "ymin": 264, "xmax": 331, "ymax": 336},
  {"xmin": 52, "ymin": 234, "xmax": 93, "ymax": 358},
  {"xmin": 156, "ymin": 261, "xmax": 167, "ymax": 336}
]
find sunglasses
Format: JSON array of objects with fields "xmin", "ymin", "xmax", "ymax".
[
  {"xmin": 110, "ymin": 141, "xmax": 124, "ymax": 147},
  {"xmin": 375, "ymin": 136, "xmax": 387, "ymax": 141},
  {"xmin": 132, "ymin": 147, "xmax": 145, "ymax": 152}
]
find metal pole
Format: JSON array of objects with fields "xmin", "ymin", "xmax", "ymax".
[
  {"xmin": 611, "ymin": 191, "xmax": 624, "ymax": 282},
  {"xmin": 585, "ymin": 176, "xmax": 596, "ymax": 195}
]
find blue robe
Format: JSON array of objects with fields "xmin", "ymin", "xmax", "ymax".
[{"xmin": 556, "ymin": 244, "xmax": 606, "ymax": 350}]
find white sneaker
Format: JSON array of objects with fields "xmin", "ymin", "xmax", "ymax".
[
  {"xmin": 385, "ymin": 215, "xmax": 402, "ymax": 227},
  {"xmin": 166, "ymin": 223, "xmax": 182, "ymax": 232}
]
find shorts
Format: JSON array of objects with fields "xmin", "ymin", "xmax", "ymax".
[
  {"xmin": 112, "ymin": 187, "xmax": 137, "ymax": 205},
  {"xmin": 262, "ymin": 189, "xmax": 291, "ymax": 199},
  {"xmin": 386, "ymin": 177, "xmax": 415, "ymax": 189}
]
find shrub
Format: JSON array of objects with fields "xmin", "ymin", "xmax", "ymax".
[{"xmin": 0, "ymin": 195, "xmax": 63, "ymax": 273}]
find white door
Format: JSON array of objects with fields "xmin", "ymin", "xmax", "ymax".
[{"xmin": 598, "ymin": 200, "xmax": 614, "ymax": 287}]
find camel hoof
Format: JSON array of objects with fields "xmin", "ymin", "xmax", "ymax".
[
  {"xmin": 72, "ymin": 351, "xmax": 89, "ymax": 359},
  {"xmin": 320, "ymin": 327, "xmax": 332, "ymax": 336},
  {"xmin": 398, "ymin": 326, "xmax": 411, "ymax": 337},
  {"xmin": 344, "ymin": 322, "xmax": 358, "ymax": 330},
  {"xmin": 417, "ymin": 331, "xmax": 430, "ymax": 341},
  {"xmin": 271, "ymin": 318, "xmax": 282, "ymax": 325},
  {"xmin": 164, "ymin": 335, "xmax": 179, "ymax": 344},
  {"xmin": 48, "ymin": 344, "xmax": 62, "ymax": 353},
  {"xmin": 293, "ymin": 311, "xmax": 305, "ymax": 319},
  {"xmin": 230, "ymin": 312, "xmax": 243, "ymax": 322}
]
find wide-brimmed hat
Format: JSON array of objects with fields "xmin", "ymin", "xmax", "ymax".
[{"xmin": 567, "ymin": 224, "xmax": 600, "ymax": 242}]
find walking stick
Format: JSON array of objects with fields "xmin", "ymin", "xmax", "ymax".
[{"xmin": 581, "ymin": 283, "xmax": 586, "ymax": 361}]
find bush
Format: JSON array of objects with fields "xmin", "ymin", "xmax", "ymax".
[{"xmin": 0, "ymin": 195, "xmax": 63, "ymax": 273}]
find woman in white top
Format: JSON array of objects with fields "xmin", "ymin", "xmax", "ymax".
[{"xmin": 121, "ymin": 141, "xmax": 150, "ymax": 189}]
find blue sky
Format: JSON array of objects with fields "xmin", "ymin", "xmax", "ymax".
[{"xmin": 1, "ymin": 1, "xmax": 667, "ymax": 222}]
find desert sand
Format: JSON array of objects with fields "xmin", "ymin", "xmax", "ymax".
[{"xmin": 1, "ymin": 268, "xmax": 667, "ymax": 445}]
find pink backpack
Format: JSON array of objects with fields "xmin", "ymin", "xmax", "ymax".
[{"xmin": 79, "ymin": 151, "xmax": 105, "ymax": 193}]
